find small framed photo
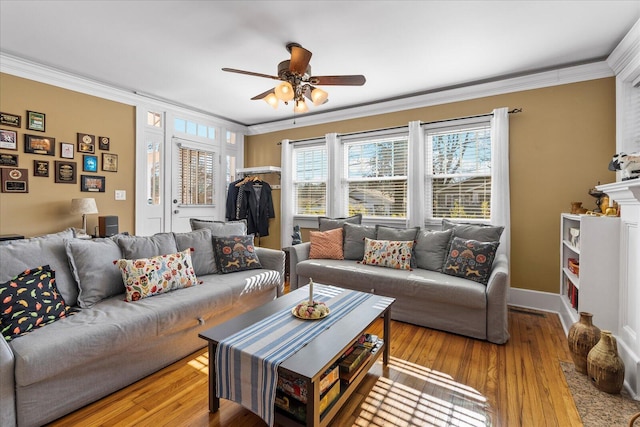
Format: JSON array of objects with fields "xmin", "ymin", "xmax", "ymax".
[
  {"xmin": 0, "ymin": 112, "xmax": 21, "ymax": 128},
  {"xmin": 102, "ymin": 153, "xmax": 118, "ymax": 172},
  {"xmin": 60, "ymin": 142, "xmax": 74, "ymax": 159},
  {"xmin": 1, "ymin": 167, "xmax": 28, "ymax": 193},
  {"xmin": 25, "ymin": 134, "xmax": 55, "ymax": 156},
  {"xmin": 34, "ymin": 160, "xmax": 49, "ymax": 177},
  {"xmin": 77, "ymin": 133, "xmax": 95, "ymax": 153},
  {"xmin": 80, "ymin": 174, "xmax": 105, "ymax": 192},
  {"xmin": 54, "ymin": 160, "xmax": 77, "ymax": 184},
  {"xmin": 26, "ymin": 111, "xmax": 46, "ymax": 132},
  {"xmin": 0, "ymin": 153, "xmax": 19, "ymax": 167},
  {"xmin": 0, "ymin": 129, "xmax": 18, "ymax": 150},
  {"xmin": 83, "ymin": 155, "xmax": 98, "ymax": 172},
  {"xmin": 98, "ymin": 136, "xmax": 110, "ymax": 150}
]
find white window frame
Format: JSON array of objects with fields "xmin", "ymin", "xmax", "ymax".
[{"xmin": 291, "ymin": 139, "xmax": 328, "ymax": 220}]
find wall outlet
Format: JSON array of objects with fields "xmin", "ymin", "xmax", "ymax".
[{"xmin": 115, "ymin": 190, "xmax": 126, "ymax": 200}]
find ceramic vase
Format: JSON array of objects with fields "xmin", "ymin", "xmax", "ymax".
[
  {"xmin": 568, "ymin": 312, "xmax": 601, "ymax": 374},
  {"xmin": 587, "ymin": 330, "xmax": 625, "ymax": 394}
]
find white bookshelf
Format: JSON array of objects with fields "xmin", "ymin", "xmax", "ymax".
[{"xmin": 560, "ymin": 213, "xmax": 620, "ymax": 332}]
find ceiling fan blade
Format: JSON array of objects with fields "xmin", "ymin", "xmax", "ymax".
[
  {"xmin": 251, "ymin": 88, "xmax": 275, "ymax": 100},
  {"xmin": 309, "ymin": 75, "xmax": 366, "ymax": 86},
  {"xmin": 222, "ymin": 68, "xmax": 280, "ymax": 81},
  {"xmin": 289, "ymin": 46, "xmax": 312, "ymax": 75}
]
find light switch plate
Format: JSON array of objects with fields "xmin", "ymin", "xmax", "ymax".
[{"xmin": 115, "ymin": 190, "xmax": 126, "ymax": 200}]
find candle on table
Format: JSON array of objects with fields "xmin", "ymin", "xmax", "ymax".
[{"xmin": 309, "ymin": 278, "xmax": 314, "ymax": 304}]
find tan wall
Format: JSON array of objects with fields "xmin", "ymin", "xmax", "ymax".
[
  {"xmin": 245, "ymin": 78, "xmax": 617, "ymax": 294},
  {"xmin": 0, "ymin": 73, "xmax": 136, "ymax": 237}
]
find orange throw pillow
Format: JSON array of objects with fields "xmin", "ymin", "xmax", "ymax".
[{"xmin": 309, "ymin": 227, "xmax": 344, "ymax": 260}]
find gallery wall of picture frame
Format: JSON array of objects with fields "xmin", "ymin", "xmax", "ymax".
[{"xmin": 0, "ymin": 110, "xmax": 120, "ymax": 193}]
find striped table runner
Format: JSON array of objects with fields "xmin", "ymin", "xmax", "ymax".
[{"xmin": 215, "ymin": 286, "xmax": 373, "ymax": 426}]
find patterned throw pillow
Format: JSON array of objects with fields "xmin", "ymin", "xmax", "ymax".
[
  {"xmin": 212, "ymin": 235, "xmax": 262, "ymax": 274},
  {"xmin": 309, "ymin": 227, "xmax": 344, "ymax": 260},
  {"xmin": 0, "ymin": 265, "xmax": 69, "ymax": 341},
  {"xmin": 361, "ymin": 238, "xmax": 414, "ymax": 270},
  {"xmin": 115, "ymin": 249, "xmax": 199, "ymax": 301},
  {"xmin": 442, "ymin": 237, "xmax": 499, "ymax": 285}
]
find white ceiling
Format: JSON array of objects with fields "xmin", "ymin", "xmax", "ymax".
[{"xmin": 1, "ymin": 1, "xmax": 639, "ymax": 126}]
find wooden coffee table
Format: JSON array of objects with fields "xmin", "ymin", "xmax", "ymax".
[{"xmin": 199, "ymin": 284, "xmax": 394, "ymax": 427}]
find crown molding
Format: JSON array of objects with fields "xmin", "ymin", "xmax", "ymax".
[
  {"xmin": 247, "ymin": 61, "xmax": 614, "ymax": 135},
  {"xmin": 607, "ymin": 18, "xmax": 640, "ymax": 79}
]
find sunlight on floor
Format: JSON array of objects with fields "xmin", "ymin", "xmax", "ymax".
[{"xmin": 187, "ymin": 353, "xmax": 210, "ymax": 375}]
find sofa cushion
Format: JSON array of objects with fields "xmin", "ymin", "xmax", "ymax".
[
  {"xmin": 115, "ymin": 249, "xmax": 199, "ymax": 301},
  {"xmin": 173, "ymin": 228, "xmax": 217, "ymax": 275},
  {"xmin": 309, "ymin": 228, "xmax": 344, "ymax": 260},
  {"xmin": 343, "ymin": 223, "xmax": 376, "ymax": 260},
  {"xmin": 443, "ymin": 237, "xmax": 499, "ymax": 285},
  {"xmin": 212, "ymin": 235, "xmax": 262, "ymax": 273},
  {"xmin": 442, "ymin": 219, "xmax": 504, "ymax": 242},
  {"xmin": 362, "ymin": 238, "xmax": 414, "ymax": 270},
  {"xmin": 414, "ymin": 229, "xmax": 453, "ymax": 272},
  {"xmin": 190, "ymin": 218, "xmax": 247, "ymax": 236},
  {"xmin": 65, "ymin": 237, "xmax": 124, "ymax": 308},
  {"xmin": 0, "ymin": 266, "xmax": 69, "ymax": 341},
  {"xmin": 115, "ymin": 232, "xmax": 178, "ymax": 259},
  {"xmin": 317, "ymin": 214, "xmax": 362, "ymax": 232}
]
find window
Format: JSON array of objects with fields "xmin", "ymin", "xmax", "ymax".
[
  {"xmin": 293, "ymin": 144, "xmax": 327, "ymax": 215},
  {"xmin": 425, "ymin": 122, "xmax": 491, "ymax": 220},
  {"xmin": 174, "ymin": 117, "xmax": 216, "ymax": 141},
  {"xmin": 147, "ymin": 111, "xmax": 162, "ymax": 128},
  {"xmin": 178, "ymin": 146, "xmax": 215, "ymax": 205},
  {"xmin": 146, "ymin": 140, "xmax": 161, "ymax": 205},
  {"xmin": 343, "ymin": 136, "xmax": 408, "ymax": 218}
]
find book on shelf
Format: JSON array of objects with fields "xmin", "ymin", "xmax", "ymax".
[
  {"xmin": 277, "ymin": 364, "xmax": 340, "ymax": 404},
  {"xmin": 339, "ymin": 346, "xmax": 370, "ymax": 374},
  {"xmin": 275, "ymin": 379, "xmax": 341, "ymax": 422},
  {"xmin": 340, "ymin": 350, "xmax": 372, "ymax": 384}
]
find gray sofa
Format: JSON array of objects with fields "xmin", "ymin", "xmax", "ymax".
[
  {"xmin": 0, "ymin": 225, "xmax": 284, "ymax": 427},
  {"xmin": 288, "ymin": 220, "xmax": 510, "ymax": 345}
]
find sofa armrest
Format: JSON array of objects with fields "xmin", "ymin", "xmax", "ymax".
[
  {"xmin": 255, "ymin": 247, "xmax": 285, "ymax": 297},
  {"xmin": 485, "ymin": 254, "xmax": 510, "ymax": 344},
  {"xmin": 0, "ymin": 337, "xmax": 16, "ymax": 427},
  {"xmin": 288, "ymin": 242, "xmax": 311, "ymax": 291}
]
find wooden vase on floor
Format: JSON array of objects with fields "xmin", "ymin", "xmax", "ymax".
[
  {"xmin": 587, "ymin": 330, "xmax": 625, "ymax": 394},
  {"xmin": 568, "ymin": 312, "xmax": 601, "ymax": 374}
]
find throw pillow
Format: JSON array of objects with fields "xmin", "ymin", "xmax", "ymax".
[
  {"xmin": 189, "ymin": 218, "xmax": 247, "ymax": 236},
  {"xmin": 212, "ymin": 234, "xmax": 262, "ymax": 274},
  {"xmin": 442, "ymin": 237, "xmax": 499, "ymax": 285},
  {"xmin": 115, "ymin": 232, "xmax": 178, "ymax": 260},
  {"xmin": 0, "ymin": 266, "xmax": 69, "ymax": 341},
  {"xmin": 361, "ymin": 238, "xmax": 414, "ymax": 270},
  {"xmin": 309, "ymin": 227, "xmax": 344, "ymax": 260},
  {"xmin": 173, "ymin": 228, "xmax": 217, "ymax": 275},
  {"xmin": 442, "ymin": 219, "xmax": 504, "ymax": 243},
  {"xmin": 65, "ymin": 237, "xmax": 124, "ymax": 308},
  {"xmin": 413, "ymin": 229, "xmax": 453, "ymax": 272},
  {"xmin": 375, "ymin": 225, "xmax": 420, "ymax": 241},
  {"xmin": 317, "ymin": 214, "xmax": 362, "ymax": 232},
  {"xmin": 115, "ymin": 249, "xmax": 199, "ymax": 301},
  {"xmin": 343, "ymin": 223, "xmax": 377, "ymax": 260}
]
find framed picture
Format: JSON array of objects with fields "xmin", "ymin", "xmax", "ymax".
[
  {"xmin": 61, "ymin": 142, "xmax": 74, "ymax": 159},
  {"xmin": 25, "ymin": 134, "xmax": 55, "ymax": 156},
  {"xmin": 0, "ymin": 153, "xmax": 18, "ymax": 167},
  {"xmin": 83, "ymin": 155, "xmax": 98, "ymax": 172},
  {"xmin": 34, "ymin": 160, "xmax": 49, "ymax": 177},
  {"xmin": 98, "ymin": 136, "xmax": 110, "ymax": 150},
  {"xmin": 77, "ymin": 133, "xmax": 95, "ymax": 153},
  {"xmin": 0, "ymin": 112, "xmax": 21, "ymax": 128},
  {"xmin": 54, "ymin": 160, "xmax": 77, "ymax": 184},
  {"xmin": 80, "ymin": 174, "xmax": 105, "ymax": 192},
  {"xmin": 102, "ymin": 153, "xmax": 118, "ymax": 172},
  {"xmin": 0, "ymin": 129, "xmax": 18, "ymax": 150},
  {"xmin": 26, "ymin": 111, "xmax": 46, "ymax": 132},
  {"xmin": 1, "ymin": 168, "xmax": 28, "ymax": 193}
]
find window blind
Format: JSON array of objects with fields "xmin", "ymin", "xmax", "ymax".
[
  {"xmin": 178, "ymin": 146, "xmax": 215, "ymax": 205},
  {"xmin": 293, "ymin": 144, "xmax": 327, "ymax": 215}
]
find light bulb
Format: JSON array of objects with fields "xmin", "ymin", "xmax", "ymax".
[
  {"xmin": 294, "ymin": 99, "xmax": 309, "ymax": 113},
  {"xmin": 274, "ymin": 81, "xmax": 294, "ymax": 102},
  {"xmin": 263, "ymin": 93, "xmax": 279, "ymax": 109},
  {"xmin": 311, "ymin": 87, "xmax": 328, "ymax": 106}
]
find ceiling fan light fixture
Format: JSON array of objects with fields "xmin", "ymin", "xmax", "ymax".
[
  {"xmin": 275, "ymin": 81, "xmax": 294, "ymax": 102},
  {"xmin": 294, "ymin": 99, "xmax": 309, "ymax": 113},
  {"xmin": 263, "ymin": 92, "xmax": 279, "ymax": 109},
  {"xmin": 310, "ymin": 87, "xmax": 328, "ymax": 106}
]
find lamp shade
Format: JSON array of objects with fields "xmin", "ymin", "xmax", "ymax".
[
  {"xmin": 275, "ymin": 81, "xmax": 294, "ymax": 102},
  {"xmin": 294, "ymin": 99, "xmax": 309, "ymax": 113},
  {"xmin": 70, "ymin": 198, "xmax": 99, "ymax": 215},
  {"xmin": 311, "ymin": 87, "xmax": 329, "ymax": 106},
  {"xmin": 263, "ymin": 92, "xmax": 279, "ymax": 109}
]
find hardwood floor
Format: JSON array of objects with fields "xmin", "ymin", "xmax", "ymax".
[{"xmin": 48, "ymin": 306, "xmax": 581, "ymax": 427}]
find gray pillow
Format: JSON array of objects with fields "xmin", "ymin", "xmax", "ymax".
[
  {"xmin": 414, "ymin": 229, "xmax": 453, "ymax": 272},
  {"xmin": 115, "ymin": 232, "xmax": 178, "ymax": 259},
  {"xmin": 318, "ymin": 214, "xmax": 362, "ymax": 232},
  {"xmin": 189, "ymin": 218, "xmax": 247, "ymax": 236},
  {"xmin": 173, "ymin": 228, "xmax": 217, "ymax": 275},
  {"xmin": 442, "ymin": 219, "xmax": 504, "ymax": 242},
  {"xmin": 375, "ymin": 225, "xmax": 419, "ymax": 241},
  {"xmin": 343, "ymin": 223, "xmax": 376, "ymax": 260},
  {"xmin": 65, "ymin": 237, "xmax": 124, "ymax": 308}
]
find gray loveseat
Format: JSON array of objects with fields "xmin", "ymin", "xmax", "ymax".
[
  {"xmin": 0, "ymin": 224, "xmax": 284, "ymax": 427},
  {"xmin": 288, "ymin": 220, "xmax": 509, "ymax": 345}
]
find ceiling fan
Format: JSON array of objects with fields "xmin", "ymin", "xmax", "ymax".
[{"xmin": 222, "ymin": 42, "xmax": 366, "ymax": 113}]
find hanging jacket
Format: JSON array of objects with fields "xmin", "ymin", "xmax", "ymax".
[{"xmin": 238, "ymin": 181, "xmax": 275, "ymax": 236}]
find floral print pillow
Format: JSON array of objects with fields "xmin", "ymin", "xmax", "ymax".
[
  {"xmin": 361, "ymin": 238, "xmax": 414, "ymax": 270},
  {"xmin": 115, "ymin": 249, "xmax": 198, "ymax": 301},
  {"xmin": 442, "ymin": 237, "xmax": 499, "ymax": 285}
]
